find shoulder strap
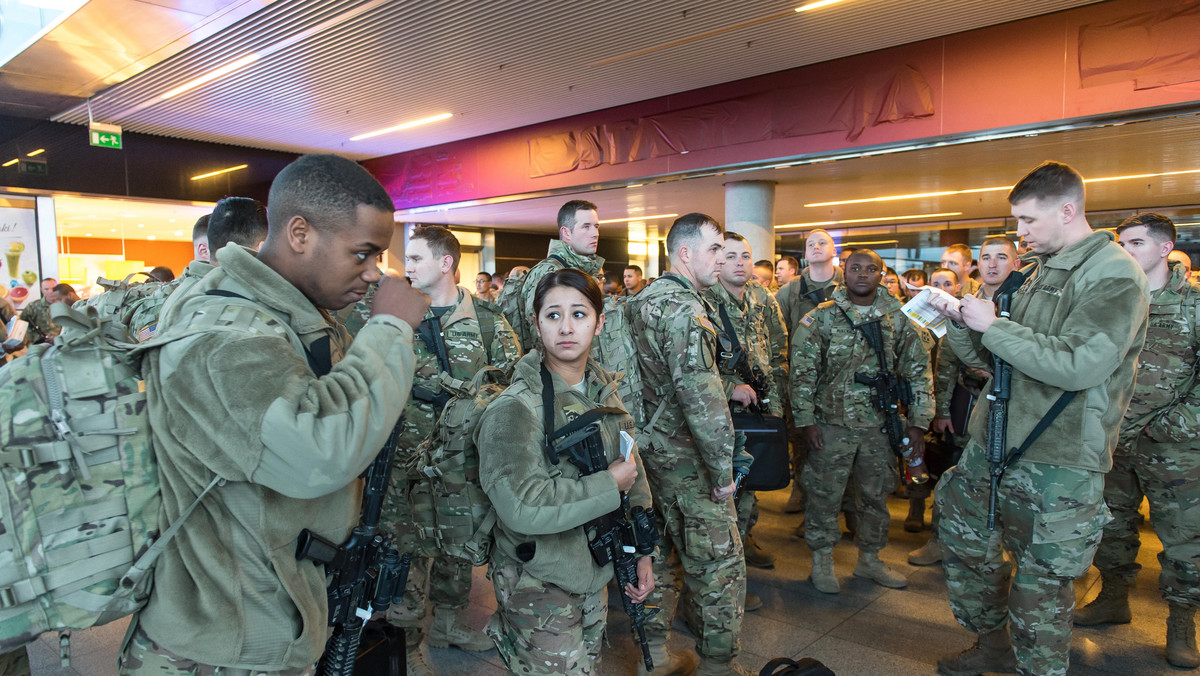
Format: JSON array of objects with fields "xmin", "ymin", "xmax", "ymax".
[
  {"xmin": 548, "ymin": 254, "xmax": 569, "ymax": 268},
  {"xmin": 656, "ymin": 275, "xmax": 689, "ymax": 290},
  {"xmin": 538, "ymin": 361, "xmax": 623, "ymax": 465},
  {"xmin": 471, "ymin": 298, "xmax": 496, "ymax": 356},
  {"xmin": 1003, "ymin": 390, "xmax": 1077, "ymax": 469}
]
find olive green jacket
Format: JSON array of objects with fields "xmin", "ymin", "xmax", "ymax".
[
  {"xmin": 776, "ymin": 266, "xmax": 843, "ymax": 336},
  {"xmin": 945, "ymin": 231, "xmax": 1149, "ymax": 472},
  {"xmin": 136, "ymin": 244, "xmax": 416, "ymax": 670},
  {"xmin": 478, "ymin": 350, "xmax": 652, "ymax": 595}
]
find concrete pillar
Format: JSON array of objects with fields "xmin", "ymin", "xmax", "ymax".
[
  {"xmin": 724, "ymin": 180, "xmax": 776, "ymax": 264},
  {"xmin": 482, "ymin": 229, "xmax": 496, "ymax": 273}
]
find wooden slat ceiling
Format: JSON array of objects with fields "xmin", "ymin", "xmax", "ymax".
[{"xmin": 52, "ymin": 0, "xmax": 1101, "ymax": 159}]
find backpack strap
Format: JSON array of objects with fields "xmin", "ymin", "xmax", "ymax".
[
  {"xmin": 538, "ymin": 361, "xmax": 623, "ymax": 465},
  {"xmin": 470, "ymin": 298, "xmax": 497, "ymax": 356}
]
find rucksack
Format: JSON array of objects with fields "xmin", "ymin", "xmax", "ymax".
[
  {"xmin": 496, "ymin": 255, "xmax": 567, "ymax": 350},
  {"xmin": 0, "ymin": 297, "xmax": 306, "ymax": 658},
  {"xmin": 406, "ymin": 366, "xmax": 508, "ymax": 566},
  {"xmin": 72, "ymin": 273, "xmax": 161, "ymax": 341},
  {"xmin": 591, "ymin": 295, "xmax": 644, "ymax": 426}
]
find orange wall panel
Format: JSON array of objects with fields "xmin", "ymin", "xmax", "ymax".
[{"xmin": 60, "ymin": 237, "xmax": 194, "ymax": 279}]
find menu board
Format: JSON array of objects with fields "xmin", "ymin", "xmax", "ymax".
[{"xmin": 0, "ymin": 201, "xmax": 40, "ymax": 310}]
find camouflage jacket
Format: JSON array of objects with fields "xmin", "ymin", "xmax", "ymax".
[
  {"xmin": 945, "ymin": 231, "xmax": 1149, "ymax": 472},
  {"xmin": 628, "ymin": 272, "xmax": 735, "ymax": 490},
  {"xmin": 703, "ymin": 281, "xmax": 786, "ymax": 417},
  {"xmin": 127, "ymin": 259, "xmax": 215, "ymax": 341},
  {"xmin": 776, "ymin": 266, "xmax": 843, "ymax": 336},
  {"xmin": 136, "ymin": 244, "xmax": 415, "ymax": 669},
  {"xmin": 790, "ymin": 286, "xmax": 935, "ymax": 430},
  {"xmin": 19, "ymin": 298, "xmax": 58, "ymax": 345},
  {"xmin": 478, "ymin": 350, "xmax": 651, "ymax": 595},
  {"xmin": 933, "ymin": 286, "xmax": 993, "ymax": 418},
  {"xmin": 746, "ymin": 280, "xmax": 789, "ymax": 409},
  {"xmin": 1119, "ymin": 261, "xmax": 1200, "ymax": 450},
  {"xmin": 518, "ymin": 239, "xmax": 605, "ymax": 348}
]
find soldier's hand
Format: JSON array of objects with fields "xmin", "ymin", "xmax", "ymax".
[
  {"xmin": 371, "ymin": 270, "xmax": 429, "ymax": 329},
  {"xmin": 803, "ymin": 425, "xmax": 824, "ymax": 452},
  {"xmin": 959, "ymin": 295, "xmax": 998, "ymax": 333},
  {"xmin": 931, "ymin": 417, "xmax": 955, "ymax": 434},
  {"xmin": 624, "ymin": 556, "xmax": 655, "ymax": 604},
  {"xmin": 731, "ymin": 384, "xmax": 758, "ymax": 407},
  {"xmin": 607, "ymin": 456, "xmax": 638, "ymax": 492},
  {"xmin": 710, "ymin": 480, "xmax": 737, "ymax": 502},
  {"xmin": 931, "ymin": 294, "xmax": 964, "ymax": 322},
  {"xmin": 905, "ymin": 427, "xmax": 926, "ymax": 458}
]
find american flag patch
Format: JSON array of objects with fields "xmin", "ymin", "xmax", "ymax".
[{"xmin": 137, "ymin": 324, "xmax": 157, "ymax": 342}]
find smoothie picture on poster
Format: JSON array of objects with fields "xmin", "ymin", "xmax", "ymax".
[{"xmin": 0, "ymin": 200, "xmax": 40, "ymax": 310}]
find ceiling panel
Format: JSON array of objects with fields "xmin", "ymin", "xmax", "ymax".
[{"xmin": 52, "ymin": 0, "xmax": 1102, "ymax": 159}]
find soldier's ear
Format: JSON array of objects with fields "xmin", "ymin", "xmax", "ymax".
[
  {"xmin": 594, "ymin": 312, "xmax": 606, "ymax": 337},
  {"xmin": 284, "ymin": 215, "xmax": 312, "ymax": 254}
]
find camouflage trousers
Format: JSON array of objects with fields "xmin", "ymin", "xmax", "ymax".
[
  {"xmin": 0, "ymin": 648, "xmax": 29, "ymax": 676},
  {"xmin": 936, "ymin": 443, "xmax": 1110, "ymax": 676},
  {"xmin": 119, "ymin": 622, "xmax": 315, "ymax": 675},
  {"xmin": 1092, "ymin": 435, "xmax": 1200, "ymax": 607},
  {"xmin": 736, "ymin": 489, "xmax": 759, "ymax": 539},
  {"xmin": 641, "ymin": 445, "xmax": 745, "ymax": 660},
  {"xmin": 802, "ymin": 424, "xmax": 897, "ymax": 553},
  {"xmin": 486, "ymin": 561, "xmax": 606, "ymax": 675},
  {"xmin": 384, "ymin": 552, "xmax": 474, "ymax": 646}
]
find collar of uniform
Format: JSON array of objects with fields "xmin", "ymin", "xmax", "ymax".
[
  {"xmin": 428, "ymin": 286, "xmax": 477, "ymax": 327},
  {"xmin": 213, "ymin": 244, "xmax": 334, "ymax": 335},
  {"xmin": 183, "ymin": 259, "xmax": 215, "ymax": 280},
  {"xmin": 1040, "ymin": 230, "xmax": 1115, "ymax": 271},
  {"xmin": 512, "ymin": 349, "xmax": 619, "ymax": 404},
  {"xmin": 831, "ymin": 284, "xmax": 899, "ymax": 315},
  {"xmin": 707, "ymin": 280, "xmax": 750, "ymax": 311},
  {"xmin": 547, "ymin": 239, "xmax": 606, "ymax": 277},
  {"xmin": 803, "ymin": 265, "xmax": 844, "ymax": 286}
]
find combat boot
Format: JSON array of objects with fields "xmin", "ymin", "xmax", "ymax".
[
  {"xmin": 1073, "ymin": 576, "xmax": 1132, "ymax": 626},
  {"xmin": 406, "ymin": 641, "xmax": 436, "ymax": 676},
  {"xmin": 809, "ymin": 548, "xmax": 839, "ymax": 594},
  {"xmin": 744, "ymin": 592, "xmax": 763, "ymax": 612},
  {"xmin": 904, "ymin": 497, "xmax": 925, "ymax": 532},
  {"xmin": 636, "ymin": 642, "xmax": 699, "ymax": 676},
  {"xmin": 853, "ymin": 550, "xmax": 907, "ymax": 589},
  {"xmin": 908, "ymin": 538, "xmax": 943, "ymax": 566},
  {"xmin": 1167, "ymin": 603, "xmax": 1200, "ymax": 669},
  {"xmin": 695, "ymin": 655, "xmax": 755, "ymax": 676},
  {"xmin": 427, "ymin": 607, "xmax": 493, "ymax": 651},
  {"xmin": 936, "ymin": 628, "xmax": 1016, "ymax": 676},
  {"xmin": 784, "ymin": 484, "xmax": 805, "ymax": 513},
  {"xmin": 793, "ymin": 515, "xmax": 805, "ymax": 539},
  {"xmin": 842, "ymin": 509, "xmax": 858, "ymax": 537},
  {"xmin": 744, "ymin": 534, "xmax": 775, "ymax": 569}
]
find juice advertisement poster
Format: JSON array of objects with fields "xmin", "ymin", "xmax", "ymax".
[{"xmin": 0, "ymin": 201, "xmax": 40, "ymax": 310}]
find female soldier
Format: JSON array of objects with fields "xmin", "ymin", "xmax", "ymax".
[{"xmin": 478, "ymin": 268, "xmax": 655, "ymax": 674}]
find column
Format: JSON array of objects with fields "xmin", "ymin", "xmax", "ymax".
[{"xmin": 725, "ymin": 180, "xmax": 776, "ymax": 264}]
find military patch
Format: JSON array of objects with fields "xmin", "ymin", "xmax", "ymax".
[
  {"xmin": 801, "ymin": 315, "xmax": 815, "ymax": 327},
  {"xmin": 136, "ymin": 323, "xmax": 156, "ymax": 342},
  {"xmin": 696, "ymin": 315, "xmax": 716, "ymax": 333}
]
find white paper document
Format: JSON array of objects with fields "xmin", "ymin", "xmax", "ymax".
[
  {"xmin": 900, "ymin": 284, "xmax": 960, "ymax": 338},
  {"xmin": 2, "ymin": 317, "xmax": 27, "ymax": 351},
  {"xmin": 619, "ymin": 430, "xmax": 634, "ymax": 461}
]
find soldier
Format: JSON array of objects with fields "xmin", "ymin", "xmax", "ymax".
[
  {"xmin": 912, "ymin": 236, "xmax": 1018, "ymax": 565},
  {"xmin": 625, "ymin": 264, "xmax": 647, "ymax": 295},
  {"xmin": 1072, "ymin": 213, "xmax": 1200, "ymax": 669},
  {"xmin": 928, "ymin": 268, "xmax": 961, "ymax": 297},
  {"xmin": 932, "ymin": 161, "xmax": 1149, "ymax": 676},
  {"xmin": 478, "ymin": 268, "xmax": 654, "ymax": 675},
  {"xmin": 192, "ymin": 213, "xmax": 211, "ymax": 262},
  {"xmin": 941, "ymin": 243, "xmax": 980, "ymax": 296},
  {"xmin": 18, "ymin": 278, "xmax": 59, "ymax": 346},
  {"xmin": 704, "ymin": 232, "xmax": 788, "ymax": 581},
  {"xmin": 775, "ymin": 256, "xmax": 799, "ymax": 287},
  {"xmin": 118, "ymin": 153, "xmax": 428, "ymax": 675},
  {"xmin": 883, "ymin": 268, "xmax": 902, "ymax": 300},
  {"xmin": 628, "ymin": 213, "xmax": 750, "ymax": 676},
  {"xmin": 474, "ymin": 271, "xmax": 496, "ymax": 302},
  {"xmin": 752, "ymin": 259, "xmax": 777, "ymax": 291},
  {"xmin": 790, "ymin": 249, "xmax": 934, "ymax": 594}
]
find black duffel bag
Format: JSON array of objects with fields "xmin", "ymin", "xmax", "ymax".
[{"xmin": 731, "ymin": 409, "xmax": 790, "ymax": 491}]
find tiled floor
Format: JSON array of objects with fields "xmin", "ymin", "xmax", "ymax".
[{"xmin": 25, "ymin": 488, "xmax": 1180, "ymax": 675}]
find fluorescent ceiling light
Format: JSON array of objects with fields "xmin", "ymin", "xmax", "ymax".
[
  {"xmin": 191, "ymin": 164, "xmax": 248, "ymax": 181},
  {"xmin": 777, "ymin": 211, "xmax": 962, "ymax": 229},
  {"xmin": 161, "ymin": 54, "xmax": 259, "ymax": 100},
  {"xmin": 599, "ymin": 213, "xmax": 679, "ymax": 224},
  {"xmin": 796, "ymin": 0, "xmax": 847, "ymax": 11},
  {"xmin": 26, "ymin": 149, "xmax": 44, "ymax": 157},
  {"xmin": 1084, "ymin": 168, "xmax": 1200, "ymax": 183},
  {"xmin": 1, "ymin": 159, "xmax": 17, "ymax": 167},
  {"xmin": 351, "ymin": 113, "xmax": 453, "ymax": 141}
]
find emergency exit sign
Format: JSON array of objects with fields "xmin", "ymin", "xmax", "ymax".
[{"xmin": 89, "ymin": 122, "xmax": 123, "ymax": 149}]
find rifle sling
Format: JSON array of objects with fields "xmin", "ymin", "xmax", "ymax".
[
  {"xmin": 837, "ymin": 305, "xmax": 895, "ymax": 377},
  {"xmin": 1000, "ymin": 389, "xmax": 1076, "ymax": 471},
  {"xmin": 539, "ymin": 361, "xmax": 623, "ymax": 466}
]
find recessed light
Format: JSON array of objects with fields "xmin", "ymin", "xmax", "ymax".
[
  {"xmin": 2, "ymin": 159, "xmax": 17, "ymax": 167},
  {"xmin": 599, "ymin": 213, "xmax": 679, "ymax": 224},
  {"xmin": 191, "ymin": 164, "xmax": 248, "ymax": 181},
  {"xmin": 137, "ymin": 223, "xmax": 144, "ymax": 227},
  {"xmin": 169, "ymin": 219, "xmax": 176, "ymax": 222},
  {"xmin": 350, "ymin": 113, "xmax": 454, "ymax": 141},
  {"xmin": 110, "ymin": 228, "xmax": 116, "ymax": 232},
  {"xmin": 122, "ymin": 213, "xmax": 137, "ymax": 217},
  {"xmin": 161, "ymin": 54, "xmax": 259, "ymax": 100},
  {"xmin": 795, "ymin": 0, "xmax": 847, "ymax": 12},
  {"xmin": 26, "ymin": 149, "xmax": 45, "ymax": 157},
  {"xmin": 174, "ymin": 230, "xmax": 183, "ymax": 236},
  {"xmin": 86, "ymin": 233, "xmax": 93, "ymax": 237},
  {"xmin": 147, "ymin": 235, "xmax": 156, "ymax": 240}
]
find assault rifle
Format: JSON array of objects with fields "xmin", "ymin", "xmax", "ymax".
[
  {"xmin": 296, "ymin": 424, "xmax": 412, "ymax": 676},
  {"xmin": 850, "ymin": 316, "xmax": 929, "ymax": 484},
  {"xmin": 716, "ymin": 304, "xmax": 771, "ymax": 407},
  {"xmin": 550, "ymin": 412, "xmax": 660, "ymax": 671},
  {"xmin": 984, "ymin": 271, "xmax": 1025, "ymax": 530}
]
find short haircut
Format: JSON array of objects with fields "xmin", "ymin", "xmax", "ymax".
[
  {"xmin": 754, "ymin": 259, "xmax": 772, "ymax": 269},
  {"xmin": 1008, "ymin": 160, "xmax": 1085, "ymax": 207},
  {"xmin": 777, "ymin": 256, "xmax": 799, "ymax": 272},
  {"xmin": 724, "ymin": 232, "xmax": 747, "ymax": 244},
  {"xmin": 931, "ymin": 267, "xmax": 959, "ymax": 284},
  {"xmin": 51, "ymin": 283, "xmax": 79, "ymax": 304},
  {"xmin": 410, "ymin": 225, "xmax": 462, "ymax": 272},
  {"xmin": 807, "ymin": 229, "xmax": 835, "ymax": 245},
  {"xmin": 1116, "ymin": 212, "xmax": 1176, "ymax": 244},
  {"xmin": 944, "ymin": 243, "xmax": 973, "ymax": 263},
  {"xmin": 901, "ymin": 268, "xmax": 927, "ymax": 285},
  {"xmin": 885, "ymin": 267, "xmax": 898, "ymax": 276},
  {"xmin": 41, "ymin": 277, "xmax": 57, "ymax": 284},
  {"xmin": 533, "ymin": 268, "xmax": 603, "ymax": 317},
  {"xmin": 557, "ymin": 200, "xmax": 598, "ymax": 232},
  {"xmin": 476, "ymin": 271, "xmax": 493, "ymax": 282},
  {"xmin": 192, "ymin": 214, "xmax": 210, "ymax": 242},
  {"xmin": 267, "ymin": 154, "xmax": 394, "ymax": 234},
  {"xmin": 624, "ymin": 264, "xmax": 643, "ymax": 275},
  {"xmin": 666, "ymin": 213, "xmax": 723, "ymax": 254},
  {"xmin": 980, "ymin": 235, "xmax": 1018, "ymax": 256},
  {"xmin": 148, "ymin": 266, "xmax": 175, "ymax": 282},
  {"xmin": 208, "ymin": 197, "xmax": 269, "ymax": 252}
]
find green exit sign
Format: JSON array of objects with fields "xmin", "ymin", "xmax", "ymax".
[
  {"xmin": 18, "ymin": 160, "xmax": 47, "ymax": 176},
  {"xmin": 89, "ymin": 122, "xmax": 123, "ymax": 150}
]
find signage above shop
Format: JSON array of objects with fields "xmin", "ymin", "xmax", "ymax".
[{"xmin": 89, "ymin": 122, "xmax": 123, "ymax": 150}]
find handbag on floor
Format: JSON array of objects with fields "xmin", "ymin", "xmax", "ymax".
[{"xmin": 760, "ymin": 656, "xmax": 835, "ymax": 675}]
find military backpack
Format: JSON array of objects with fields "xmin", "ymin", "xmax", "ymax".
[
  {"xmin": 496, "ymin": 255, "xmax": 566, "ymax": 350},
  {"xmin": 0, "ymin": 297, "xmax": 307, "ymax": 658},
  {"xmin": 72, "ymin": 273, "xmax": 161, "ymax": 342},
  {"xmin": 406, "ymin": 366, "xmax": 507, "ymax": 566}
]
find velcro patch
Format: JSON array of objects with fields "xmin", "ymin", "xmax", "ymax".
[
  {"xmin": 696, "ymin": 315, "xmax": 716, "ymax": 333},
  {"xmin": 801, "ymin": 315, "xmax": 815, "ymax": 327}
]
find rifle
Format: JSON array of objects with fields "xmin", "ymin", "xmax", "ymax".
[
  {"xmin": 547, "ymin": 404, "xmax": 660, "ymax": 671},
  {"xmin": 296, "ymin": 424, "xmax": 412, "ymax": 676},
  {"xmin": 848, "ymin": 314, "xmax": 929, "ymax": 485},
  {"xmin": 716, "ymin": 304, "xmax": 771, "ymax": 408},
  {"xmin": 413, "ymin": 315, "xmax": 453, "ymax": 409},
  {"xmin": 984, "ymin": 271, "xmax": 1026, "ymax": 531}
]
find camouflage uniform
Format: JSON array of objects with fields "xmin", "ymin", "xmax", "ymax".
[
  {"xmin": 1092, "ymin": 261, "xmax": 1200, "ymax": 607},
  {"xmin": 789, "ymin": 287, "xmax": 934, "ymax": 554},
  {"xmin": 120, "ymin": 623, "xmax": 315, "ymax": 676},
  {"xmin": 18, "ymin": 298, "xmax": 57, "ymax": 346},
  {"xmin": 628, "ymin": 272, "xmax": 745, "ymax": 661},
  {"xmin": 0, "ymin": 648, "xmax": 28, "ymax": 676},
  {"xmin": 126, "ymin": 260, "xmax": 215, "ymax": 341},
  {"xmin": 936, "ymin": 231, "xmax": 1149, "ymax": 676},
  {"xmin": 341, "ymin": 285, "xmax": 521, "ymax": 645}
]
